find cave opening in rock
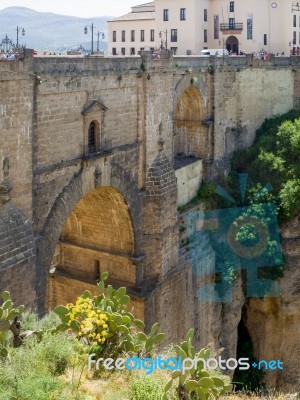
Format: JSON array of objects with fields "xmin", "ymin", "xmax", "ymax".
[{"xmin": 233, "ymin": 304, "xmax": 265, "ymax": 391}]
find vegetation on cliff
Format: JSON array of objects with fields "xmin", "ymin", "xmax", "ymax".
[
  {"xmin": 230, "ymin": 109, "xmax": 300, "ymax": 222},
  {"xmin": 0, "ymin": 277, "xmax": 232, "ymax": 400}
]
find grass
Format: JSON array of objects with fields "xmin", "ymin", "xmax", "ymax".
[{"xmin": 0, "ymin": 312, "xmax": 298, "ymax": 400}]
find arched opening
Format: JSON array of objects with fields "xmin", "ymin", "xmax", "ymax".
[
  {"xmin": 88, "ymin": 120, "xmax": 100, "ymax": 154},
  {"xmin": 174, "ymin": 86, "xmax": 207, "ymax": 158},
  {"xmin": 47, "ymin": 186, "xmax": 136, "ymax": 309},
  {"xmin": 226, "ymin": 35, "xmax": 239, "ymax": 54}
]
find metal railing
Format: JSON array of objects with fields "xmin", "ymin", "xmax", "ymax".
[{"xmin": 220, "ymin": 23, "xmax": 243, "ymax": 31}]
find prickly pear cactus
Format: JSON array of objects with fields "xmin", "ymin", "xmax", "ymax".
[
  {"xmin": 54, "ymin": 272, "xmax": 165, "ymax": 358},
  {"xmin": 0, "ymin": 291, "xmax": 24, "ymax": 349},
  {"xmin": 162, "ymin": 328, "xmax": 233, "ymax": 400}
]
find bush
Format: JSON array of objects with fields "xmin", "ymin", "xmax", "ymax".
[
  {"xmin": 231, "ymin": 110, "xmax": 300, "ymax": 221},
  {"xmin": 54, "ymin": 272, "xmax": 165, "ymax": 361},
  {"xmin": 131, "ymin": 373, "xmax": 166, "ymax": 400}
]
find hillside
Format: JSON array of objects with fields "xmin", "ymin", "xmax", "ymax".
[{"xmin": 0, "ymin": 7, "xmax": 111, "ymax": 51}]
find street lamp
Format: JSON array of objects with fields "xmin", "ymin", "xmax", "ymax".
[
  {"xmin": 84, "ymin": 23, "xmax": 105, "ymax": 54},
  {"xmin": 97, "ymin": 31, "xmax": 105, "ymax": 52},
  {"xmin": 16, "ymin": 26, "xmax": 25, "ymax": 48},
  {"xmin": 159, "ymin": 30, "xmax": 168, "ymax": 50}
]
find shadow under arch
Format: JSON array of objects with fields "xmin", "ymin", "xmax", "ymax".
[
  {"xmin": 174, "ymin": 86, "xmax": 207, "ymax": 158},
  {"xmin": 36, "ymin": 164, "xmax": 141, "ymax": 313}
]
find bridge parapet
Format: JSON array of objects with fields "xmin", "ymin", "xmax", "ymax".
[{"xmin": 2, "ymin": 50, "xmax": 300, "ymax": 76}]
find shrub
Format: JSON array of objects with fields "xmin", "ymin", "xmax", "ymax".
[
  {"xmin": 54, "ymin": 272, "xmax": 165, "ymax": 361},
  {"xmin": 131, "ymin": 373, "xmax": 166, "ymax": 400},
  {"xmin": 231, "ymin": 110, "xmax": 300, "ymax": 221}
]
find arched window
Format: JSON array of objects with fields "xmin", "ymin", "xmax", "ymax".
[{"xmin": 88, "ymin": 121, "xmax": 96, "ymax": 154}]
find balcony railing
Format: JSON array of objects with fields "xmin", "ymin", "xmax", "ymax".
[{"xmin": 220, "ymin": 23, "xmax": 243, "ymax": 31}]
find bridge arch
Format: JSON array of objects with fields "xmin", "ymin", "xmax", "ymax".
[{"xmin": 36, "ymin": 162, "xmax": 142, "ymax": 312}]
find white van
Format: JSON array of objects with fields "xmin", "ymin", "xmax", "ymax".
[{"xmin": 200, "ymin": 49, "xmax": 228, "ymax": 56}]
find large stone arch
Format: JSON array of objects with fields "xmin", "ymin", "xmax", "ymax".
[
  {"xmin": 36, "ymin": 161, "xmax": 142, "ymax": 312},
  {"xmin": 173, "ymin": 76, "xmax": 210, "ymax": 159}
]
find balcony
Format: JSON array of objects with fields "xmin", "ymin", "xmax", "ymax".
[{"xmin": 220, "ymin": 23, "xmax": 243, "ymax": 31}]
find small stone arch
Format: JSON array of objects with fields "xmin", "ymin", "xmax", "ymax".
[
  {"xmin": 82, "ymin": 100, "xmax": 108, "ymax": 155},
  {"xmin": 87, "ymin": 120, "xmax": 100, "ymax": 154},
  {"xmin": 174, "ymin": 86, "xmax": 208, "ymax": 158},
  {"xmin": 226, "ymin": 36, "xmax": 239, "ymax": 54}
]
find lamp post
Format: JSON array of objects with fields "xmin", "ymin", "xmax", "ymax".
[
  {"xmin": 159, "ymin": 30, "xmax": 168, "ymax": 50},
  {"xmin": 84, "ymin": 23, "xmax": 105, "ymax": 54},
  {"xmin": 97, "ymin": 31, "xmax": 105, "ymax": 52},
  {"xmin": 16, "ymin": 26, "xmax": 25, "ymax": 48}
]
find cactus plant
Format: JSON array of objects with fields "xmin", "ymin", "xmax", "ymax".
[
  {"xmin": 0, "ymin": 290, "xmax": 24, "ymax": 349},
  {"xmin": 162, "ymin": 328, "xmax": 233, "ymax": 400},
  {"xmin": 54, "ymin": 272, "xmax": 165, "ymax": 360}
]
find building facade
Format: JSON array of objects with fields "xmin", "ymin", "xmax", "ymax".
[
  {"xmin": 107, "ymin": 2, "xmax": 155, "ymax": 56},
  {"xmin": 108, "ymin": 0, "xmax": 300, "ymax": 56}
]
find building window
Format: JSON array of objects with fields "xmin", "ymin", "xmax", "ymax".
[
  {"xmin": 163, "ymin": 9, "xmax": 169, "ymax": 21},
  {"xmin": 112, "ymin": 47, "xmax": 117, "ymax": 55},
  {"xmin": 247, "ymin": 13, "xmax": 253, "ymax": 39},
  {"xmin": 141, "ymin": 30, "xmax": 145, "ymax": 42},
  {"xmin": 204, "ymin": 29, "xmax": 208, "ymax": 43},
  {"xmin": 88, "ymin": 122, "xmax": 96, "ymax": 154},
  {"xmin": 171, "ymin": 47, "xmax": 178, "ymax": 55},
  {"xmin": 140, "ymin": 47, "xmax": 144, "ymax": 52},
  {"xmin": 171, "ymin": 29, "xmax": 177, "ymax": 42},
  {"xmin": 204, "ymin": 9, "xmax": 207, "ymax": 22},
  {"xmin": 121, "ymin": 47, "xmax": 125, "ymax": 55},
  {"xmin": 229, "ymin": 1, "xmax": 234, "ymax": 12},
  {"xmin": 112, "ymin": 31, "xmax": 116, "ymax": 42},
  {"xmin": 130, "ymin": 47, "xmax": 135, "ymax": 55},
  {"xmin": 180, "ymin": 8, "xmax": 186, "ymax": 20},
  {"xmin": 294, "ymin": 15, "xmax": 297, "ymax": 28},
  {"xmin": 264, "ymin": 34, "xmax": 267, "ymax": 46},
  {"xmin": 214, "ymin": 15, "xmax": 219, "ymax": 39},
  {"xmin": 131, "ymin": 30, "xmax": 135, "ymax": 42},
  {"xmin": 150, "ymin": 29, "xmax": 155, "ymax": 41},
  {"xmin": 122, "ymin": 30, "xmax": 125, "ymax": 42},
  {"xmin": 150, "ymin": 47, "xmax": 154, "ymax": 51},
  {"xmin": 229, "ymin": 18, "xmax": 235, "ymax": 29},
  {"xmin": 293, "ymin": 31, "xmax": 297, "ymax": 45}
]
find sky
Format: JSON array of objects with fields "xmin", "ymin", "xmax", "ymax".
[{"xmin": 0, "ymin": 0, "xmax": 135, "ymax": 17}]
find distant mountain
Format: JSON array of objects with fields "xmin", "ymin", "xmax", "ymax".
[{"xmin": 0, "ymin": 7, "xmax": 112, "ymax": 51}]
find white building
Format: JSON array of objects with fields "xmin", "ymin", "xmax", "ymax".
[
  {"xmin": 107, "ymin": 2, "xmax": 155, "ymax": 56},
  {"xmin": 108, "ymin": 1, "xmax": 300, "ymax": 56}
]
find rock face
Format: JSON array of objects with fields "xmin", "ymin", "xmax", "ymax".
[{"xmin": 246, "ymin": 215, "xmax": 300, "ymax": 391}]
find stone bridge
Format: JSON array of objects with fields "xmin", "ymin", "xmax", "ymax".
[{"xmin": 1, "ymin": 50, "xmax": 300, "ymax": 390}]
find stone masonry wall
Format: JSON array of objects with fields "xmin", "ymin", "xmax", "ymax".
[{"xmin": 1, "ymin": 53, "xmax": 300, "ymax": 390}]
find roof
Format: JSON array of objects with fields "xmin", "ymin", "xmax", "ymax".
[
  {"xmin": 108, "ymin": 11, "xmax": 155, "ymax": 22},
  {"xmin": 132, "ymin": 2, "xmax": 155, "ymax": 8}
]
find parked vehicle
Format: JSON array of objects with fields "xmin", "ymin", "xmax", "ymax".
[{"xmin": 200, "ymin": 49, "xmax": 228, "ymax": 56}]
